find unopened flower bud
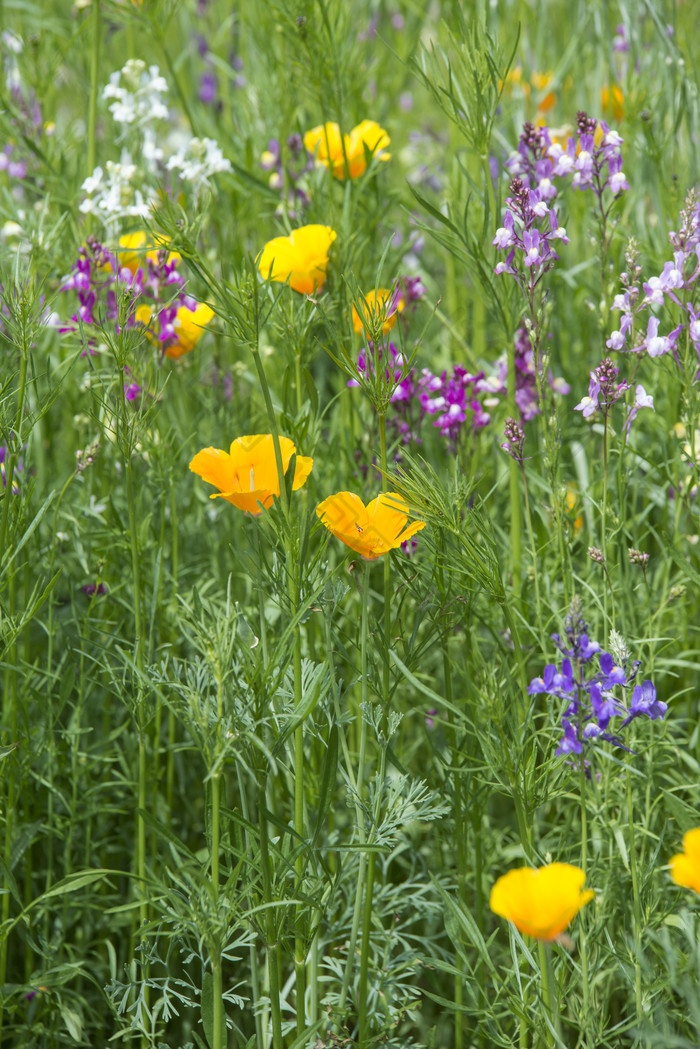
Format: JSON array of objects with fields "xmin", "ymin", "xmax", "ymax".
[{"xmin": 628, "ymin": 547, "xmax": 650, "ymax": 569}]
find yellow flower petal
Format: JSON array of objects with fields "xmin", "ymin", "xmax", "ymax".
[
  {"xmin": 190, "ymin": 435, "xmax": 313, "ymax": 516},
  {"xmin": 304, "ymin": 120, "xmax": 390, "ymax": 180},
  {"xmin": 115, "ymin": 231, "xmax": 181, "ymax": 274},
  {"xmin": 670, "ymin": 826, "xmax": 700, "ymax": 895},
  {"xmin": 351, "ymin": 288, "xmax": 404, "ymax": 336},
  {"xmin": 317, "ymin": 491, "xmax": 425, "ymax": 559},
  {"xmin": 165, "ymin": 301, "xmax": 215, "ymax": 358},
  {"xmin": 258, "ymin": 225, "xmax": 337, "ymax": 295},
  {"xmin": 490, "ymin": 863, "xmax": 594, "ymax": 941}
]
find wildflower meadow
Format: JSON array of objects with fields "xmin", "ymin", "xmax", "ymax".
[{"xmin": 2, "ymin": 0, "xmax": 700, "ymax": 1046}]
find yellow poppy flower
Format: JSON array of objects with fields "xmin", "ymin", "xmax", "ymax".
[
  {"xmin": 601, "ymin": 84, "xmax": 624, "ymax": 123},
  {"xmin": 531, "ymin": 71, "xmax": 556, "ymax": 115},
  {"xmin": 135, "ymin": 300, "xmax": 214, "ymax": 359},
  {"xmin": 304, "ymin": 120, "xmax": 390, "ymax": 180},
  {"xmin": 316, "ymin": 491, "xmax": 425, "ymax": 560},
  {"xmin": 189, "ymin": 435, "xmax": 313, "ymax": 516},
  {"xmin": 258, "ymin": 224, "xmax": 337, "ymax": 295},
  {"xmin": 670, "ymin": 827, "xmax": 700, "ymax": 895},
  {"xmin": 351, "ymin": 288, "xmax": 404, "ymax": 337},
  {"xmin": 490, "ymin": 863, "xmax": 594, "ymax": 941},
  {"xmin": 564, "ymin": 485, "xmax": 583, "ymax": 535},
  {"xmin": 114, "ymin": 231, "xmax": 180, "ymax": 274}
]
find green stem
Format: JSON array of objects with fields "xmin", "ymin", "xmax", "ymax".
[
  {"xmin": 506, "ymin": 336, "xmax": 522, "ymax": 593},
  {"xmin": 358, "ymin": 851, "xmax": 377, "ymax": 1047},
  {"xmin": 0, "ymin": 350, "xmax": 27, "ymax": 554},
  {"xmin": 236, "ymin": 767, "xmax": 265, "ymax": 1049},
  {"xmin": 602, "ymin": 415, "xmax": 609, "ymax": 634},
  {"xmin": 626, "ymin": 767, "xmax": 643, "ymax": 1029},
  {"xmin": 260, "ymin": 798, "xmax": 283, "ymax": 1049},
  {"xmin": 358, "ymin": 413, "xmax": 393, "ymax": 1046},
  {"xmin": 0, "ymin": 336, "xmax": 29, "ymax": 1020},
  {"xmin": 211, "ymin": 772, "xmax": 223, "ymax": 1049},
  {"xmin": 579, "ymin": 758, "xmax": 591, "ymax": 1045},
  {"xmin": 250, "ymin": 348, "xmax": 289, "ymax": 516},
  {"xmin": 119, "ymin": 366, "xmax": 149, "ymax": 1038},
  {"xmin": 294, "ymin": 633, "xmax": 306, "ymax": 1036},
  {"xmin": 86, "ymin": 0, "xmax": 100, "ymax": 234},
  {"xmin": 338, "ymin": 566, "xmax": 371, "ymax": 1023},
  {"xmin": 538, "ymin": 941, "xmax": 558, "ymax": 1047},
  {"xmin": 520, "ymin": 462, "xmax": 545, "ymax": 649}
]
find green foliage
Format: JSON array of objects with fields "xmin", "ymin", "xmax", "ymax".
[{"xmin": 1, "ymin": 1, "xmax": 700, "ymax": 1047}]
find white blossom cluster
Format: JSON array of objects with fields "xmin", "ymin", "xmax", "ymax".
[
  {"xmin": 79, "ymin": 151, "xmax": 157, "ymax": 235},
  {"xmin": 103, "ymin": 59, "xmax": 169, "ymax": 133},
  {"xmin": 166, "ymin": 137, "xmax": 232, "ymax": 203},
  {"xmin": 1, "ymin": 29, "xmax": 23, "ymax": 92},
  {"xmin": 81, "ymin": 61, "xmax": 231, "ymax": 226}
]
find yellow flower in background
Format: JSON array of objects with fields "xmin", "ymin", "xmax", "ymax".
[
  {"xmin": 501, "ymin": 67, "xmax": 556, "ymax": 120},
  {"xmin": 316, "ymin": 491, "xmax": 425, "ymax": 560},
  {"xmin": 351, "ymin": 287, "xmax": 404, "ymax": 336},
  {"xmin": 564, "ymin": 485, "xmax": 583, "ymax": 535},
  {"xmin": 601, "ymin": 84, "xmax": 624, "ymax": 123},
  {"xmin": 670, "ymin": 827, "xmax": 700, "ymax": 895},
  {"xmin": 258, "ymin": 224, "xmax": 337, "ymax": 295},
  {"xmin": 490, "ymin": 863, "xmax": 594, "ymax": 941},
  {"xmin": 304, "ymin": 120, "xmax": 390, "ymax": 179},
  {"xmin": 531, "ymin": 71, "xmax": 556, "ymax": 115},
  {"xmin": 114, "ymin": 231, "xmax": 180, "ymax": 274},
  {"xmin": 136, "ymin": 300, "xmax": 214, "ymax": 359},
  {"xmin": 189, "ymin": 435, "xmax": 313, "ymax": 516}
]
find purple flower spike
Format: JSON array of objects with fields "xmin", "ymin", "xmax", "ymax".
[{"xmin": 530, "ymin": 598, "xmax": 665, "ymax": 769}]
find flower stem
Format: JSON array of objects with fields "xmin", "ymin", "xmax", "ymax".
[
  {"xmin": 358, "ymin": 411, "xmax": 392, "ymax": 1046},
  {"xmin": 626, "ymin": 767, "xmax": 643, "ymax": 1028},
  {"xmin": 259, "ymin": 799, "xmax": 283, "ymax": 1049},
  {"xmin": 602, "ymin": 414, "xmax": 609, "ymax": 633},
  {"xmin": 579, "ymin": 757, "xmax": 591, "ymax": 1045},
  {"xmin": 338, "ymin": 565, "xmax": 371, "ymax": 1026},
  {"xmin": 86, "ymin": 0, "xmax": 100, "ymax": 231},
  {"xmin": 506, "ymin": 336, "xmax": 522, "ymax": 593},
  {"xmin": 118, "ymin": 366, "xmax": 149, "ymax": 1039}
]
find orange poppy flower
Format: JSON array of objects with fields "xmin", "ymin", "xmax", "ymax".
[
  {"xmin": 351, "ymin": 287, "xmax": 404, "ymax": 337},
  {"xmin": 304, "ymin": 120, "xmax": 390, "ymax": 180},
  {"xmin": 135, "ymin": 300, "xmax": 214, "ymax": 359},
  {"xmin": 670, "ymin": 827, "xmax": 700, "ymax": 895},
  {"xmin": 316, "ymin": 491, "xmax": 425, "ymax": 560},
  {"xmin": 189, "ymin": 434, "xmax": 313, "ymax": 515},
  {"xmin": 257, "ymin": 225, "xmax": 337, "ymax": 295},
  {"xmin": 490, "ymin": 863, "xmax": 594, "ymax": 941}
]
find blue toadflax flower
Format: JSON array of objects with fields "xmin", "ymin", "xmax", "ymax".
[{"xmin": 528, "ymin": 598, "xmax": 666, "ymax": 763}]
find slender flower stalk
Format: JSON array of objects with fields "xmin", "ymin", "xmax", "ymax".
[
  {"xmin": 86, "ymin": 0, "xmax": 101, "ymax": 205},
  {"xmin": 338, "ymin": 566, "xmax": 371, "ymax": 1024}
]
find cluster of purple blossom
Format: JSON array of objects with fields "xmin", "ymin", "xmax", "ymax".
[
  {"xmin": 492, "ymin": 171, "xmax": 569, "ymax": 286},
  {"xmin": 60, "ymin": 237, "xmax": 194, "ymax": 357},
  {"xmin": 504, "ymin": 112, "xmax": 629, "ymax": 205},
  {"xmin": 349, "ymin": 340, "xmax": 490, "ymax": 453},
  {"xmin": 0, "ymin": 70, "xmax": 52, "ymax": 183},
  {"xmin": 350, "ymin": 320, "xmax": 569, "ymax": 454},
  {"xmin": 606, "ymin": 191, "xmax": 700, "ymax": 365},
  {"xmin": 574, "ymin": 356, "xmax": 654, "ymax": 437},
  {"xmin": 260, "ymin": 135, "xmax": 314, "ymax": 219},
  {"xmin": 195, "ymin": 32, "xmax": 245, "ymax": 110},
  {"xmin": 490, "ymin": 325, "xmax": 570, "ymax": 421},
  {"xmin": 494, "ymin": 113, "xmax": 629, "ymax": 285},
  {"xmin": 528, "ymin": 600, "xmax": 666, "ymax": 762}
]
